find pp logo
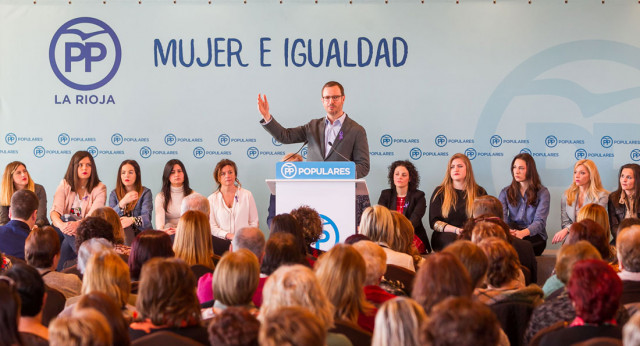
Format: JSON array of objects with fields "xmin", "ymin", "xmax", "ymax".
[
  {"xmin": 520, "ymin": 148, "xmax": 532, "ymax": 155},
  {"xmin": 490, "ymin": 135, "xmax": 502, "ymax": 148},
  {"xmin": 631, "ymin": 149, "xmax": 640, "ymax": 162},
  {"xmin": 601, "ymin": 136, "xmax": 613, "ymax": 149},
  {"xmin": 435, "ymin": 135, "xmax": 447, "ymax": 148},
  {"xmin": 5, "ymin": 133, "xmax": 17, "ymax": 145},
  {"xmin": 193, "ymin": 146, "xmax": 205, "ymax": 159},
  {"xmin": 312, "ymin": 214, "xmax": 340, "ymax": 250},
  {"xmin": 575, "ymin": 148, "xmax": 588, "ymax": 160},
  {"xmin": 545, "ymin": 135, "xmax": 558, "ymax": 148},
  {"xmin": 33, "ymin": 146, "xmax": 45, "ymax": 158},
  {"xmin": 280, "ymin": 162, "xmax": 297, "ymax": 179},
  {"xmin": 49, "ymin": 17, "xmax": 121, "ymax": 91},
  {"xmin": 139, "ymin": 146, "xmax": 152, "ymax": 159},
  {"xmin": 87, "ymin": 146, "xmax": 98, "ymax": 157},
  {"xmin": 58, "ymin": 133, "xmax": 70, "ymax": 145},
  {"xmin": 164, "ymin": 134, "xmax": 176, "ymax": 146},
  {"xmin": 247, "ymin": 147, "xmax": 259, "ymax": 159},
  {"xmin": 380, "ymin": 134, "xmax": 393, "ymax": 147},
  {"xmin": 409, "ymin": 147, "xmax": 422, "ymax": 160},
  {"xmin": 301, "ymin": 147, "xmax": 308, "ymax": 160},
  {"xmin": 464, "ymin": 148, "xmax": 477, "ymax": 160},
  {"xmin": 218, "ymin": 134, "xmax": 230, "ymax": 146},
  {"xmin": 272, "ymin": 138, "xmax": 282, "ymax": 146},
  {"xmin": 111, "ymin": 133, "xmax": 123, "ymax": 146}
]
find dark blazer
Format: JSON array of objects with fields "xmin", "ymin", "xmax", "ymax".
[
  {"xmin": 378, "ymin": 189, "xmax": 430, "ymax": 251},
  {"xmin": 608, "ymin": 191, "xmax": 640, "ymax": 241},
  {"xmin": 261, "ymin": 114, "xmax": 370, "ymax": 178},
  {"xmin": 0, "ymin": 219, "xmax": 31, "ymax": 260}
]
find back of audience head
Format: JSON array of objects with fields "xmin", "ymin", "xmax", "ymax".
[
  {"xmin": 352, "ymin": 240, "xmax": 387, "ymax": 286},
  {"xmin": 372, "ymin": 297, "xmax": 427, "ymax": 346},
  {"xmin": 290, "ymin": 205, "xmax": 323, "ymax": 249},
  {"xmin": 136, "ymin": 257, "xmax": 200, "ymax": 327},
  {"xmin": 477, "ymin": 237, "xmax": 521, "ymax": 288},
  {"xmin": 49, "ymin": 308, "xmax": 112, "ymax": 346},
  {"xmin": 173, "ymin": 210, "xmax": 214, "ymax": 268},
  {"xmin": 83, "ymin": 250, "xmax": 130, "ymax": 309},
  {"xmin": 567, "ymin": 219, "xmax": 612, "ymax": 260},
  {"xmin": 90, "ymin": 207, "xmax": 125, "ymax": 245},
  {"xmin": 619, "ymin": 217, "xmax": 640, "ymax": 232},
  {"xmin": 443, "ymin": 240, "xmax": 489, "ymax": 289},
  {"xmin": 75, "ymin": 217, "xmax": 115, "ymax": 251},
  {"xmin": 624, "ymin": 311, "xmax": 640, "ymax": 346},
  {"xmin": 412, "ymin": 252, "xmax": 472, "ymax": 314},
  {"xmin": 390, "ymin": 211, "xmax": 417, "ymax": 254},
  {"xmin": 421, "ymin": 297, "xmax": 500, "ymax": 346},
  {"xmin": 260, "ymin": 232, "xmax": 306, "ymax": 275},
  {"xmin": 259, "ymin": 306, "xmax": 326, "ymax": 346},
  {"xmin": 9, "ymin": 189, "xmax": 39, "ymax": 222},
  {"xmin": 213, "ymin": 249, "xmax": 260, "ymax": 307},
  {"xmin": 359, "ymin": 205, "xmax": 394, "ymax": 246},
  {"xmin": 344, "ymin": 233, "xmax": 370, "ymax": 244},
  {"xmin": 260, "ymin": 264, "xmax": 334, "ymax": 331},
  {"xmin": 0, "ymin": 275, "xmax": 21, "ymax": 346},
  {"xmin": 470, "ymin": 218, "xmax": 510, "ymax": 243},
  {"xmin": 269, "ymin": 213, "xmax": 307, "ymax": 255},
  {"xmin": 576, "ymin": 203, "xmax": 611, "ymax": 240},
  {"xmin": 4, "ymin": 263, "xmax": 45, "ymax": 318},
  {"xmin": 208, "ymin": 306, "xmax": 260, "ymax": 346},
  {"xmin": 567, "ymin": 259, "xmax": 622, "ymax": 324},
  {"xmin": 128, "ymin": 230, "xmax": 174, "ymax": 281},
  {"xmin": 74, "ymin": 291, "xmax": 130, "ymax": 346},
  {"xmin": 180, "ymin": 193, "xmax": 210, "ymax": 216},
  {"xmin": 314, "ymin": 243, "xmax": 373, "ymax": 324},
  {"xmin": 472, "ymin": 195, "xmax": 504, "ymax": 219},
  {"xmin": 555, "ymin": 241, "xmax": 602, "ymax": 285},
  {"xmin": 617, "ymin": 224, "xmax": 640, "ymax": 273},
  {"xmin": 231, "ymin": 227, "xmax": 265, "ymax": 260},
  {"xmin": 25, "ymin": 225, "xmax": 61, "ymax": 270},
  {"xmin": 77, "ymin": 238, "xmax": 113, "ymax": 274}
]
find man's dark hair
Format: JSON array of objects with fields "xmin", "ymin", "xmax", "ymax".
[
  {"xmin": 322, "ymin": 81, "xmax": 344, "ymax": 96},
  {"xmin": 9, "ymin": 189, "xmax": 38, "ymax": 220},
  {"xmin": 25, "ymin": 226, "xmax": 61, "ymax": 269},
  {"xmin": 4, "ymin": 263, "xmax": 45, "ymax": 317},
  {"xmin": 75, "ymin": 217, "xmax": 115, "ymax": 251}
]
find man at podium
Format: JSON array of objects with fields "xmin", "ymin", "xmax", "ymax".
[{"xmin": 257, "ymin": 81, "xmax": 370, "ymax": 179}]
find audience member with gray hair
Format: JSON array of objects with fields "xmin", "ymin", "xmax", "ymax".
[
  {"xmin": 617, "ymin": 224, "xmax": 640, "ymax": 309},
  {"xmin": 77, "ymin": 238, "xmax": 113, "ymax": 274},
  {"xmin": 231, "ymin": 227, "xmax": 266, "ymax": 260},
  {"xmin": 180, "ymin": 193, "xmax": 209, "ymax": 216}
]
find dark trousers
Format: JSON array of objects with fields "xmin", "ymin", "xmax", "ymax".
[
  {"xmin": 430, "ymin": 231, "xmax": 458, "ymax": 252},
  {"xmin": 523, "ymin": 234, "xmax": 546, "ymax": 256}
]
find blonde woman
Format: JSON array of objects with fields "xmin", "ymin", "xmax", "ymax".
[
  {"xmin": 429, "ymin": 153, "xmax": 487, "ymax": 251},
  {"xmin": 173, "ymin": 210, "xmax": 214, "ymax": 269},
  {"xmin": 209, "ymin": 249, "xmax": 260, "ymax": 315},
  {"xmin": 360, "ymin": 205, "xmax": 415, "ymax": 272},
  {"xmin": 390, "ymin": 211, "xmax": 423, "ymax": 269},
  {"xmin": 260, "ymin": 264, "xmax": 351, "ymax": 346},
  {"xmin": 552, "ymin": 159, "xmax": 609, "ymax": 244},
  {"xmin": 0, "ymin": 161, "xmax": 48, "ymax": 226},
  {"xmin": 315, "ymin": 244, "xmax": 377, "ymax": 332},
  {"xmin": 90, "ymin": 207, "xmax": 131, "ymax": 255},
  {"xmin": 372, "ymin": 297, "xmax": 426, "ymax": 346},
  {"xmin": 49, "ymin": 308, "xmax": 112, "ymax": 346},
  {"xmin": 577, "ymin": 203, "xmax": 611, "ymax": 241}
]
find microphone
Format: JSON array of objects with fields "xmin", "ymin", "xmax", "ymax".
[
  {"xmin": 327, "ymin": 141, "xmax": 351, "ymax": 162},
  {"xmin": 283, "ymin": 141, "xmax": 308, "ymax": 162}
]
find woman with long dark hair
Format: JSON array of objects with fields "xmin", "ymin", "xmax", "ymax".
[
  {"xmin": 498, "ymin": 153, "xmax": 550, "ymax": 255},
  {"xmin": 109, "ymin": 160, "xmax": 153, "ymax": 243},
  {"xmin": 154, "ymin": 159, "xmax": 195, "ymax": 233},
  {"xmin": 608, "ymin": 163, "xmax": 640, "ymax": 242}
]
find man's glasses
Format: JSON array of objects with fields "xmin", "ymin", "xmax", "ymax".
[{"xmin": 322, "ymin": 95, "xmax": 343, "ymax": 102}]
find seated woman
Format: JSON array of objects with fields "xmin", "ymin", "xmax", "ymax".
[
  {"xmin": 360, "ymin": 205, "xmax": 415, "ymax": 272},
  {"xmin": 430, "ymin": 153, "xmax": 487, "ymax": 251},
  {"xmin": 352, "ymin": 241, "xmax": 396, "ymax": 307},
  {"xmin": 49, "ymin": 308, "xmax": 112, "ymax": 345},
  {"xmin": 539, "ymin": 260, "xmax": 623, "ymax": 345},
  {"xmin": 50, "ymin": 151, "xmax": 106, "ymax": 270},
  {"xmin": 90, "ymin": 207, "xmax": 132, "ymax": 256},
  {"xmin": 270, "ymin": 213, "xmax": 311, "ymax": 264},
  {"xmin": 208, "ymin": 159, "xmax": 259, "ymax": 240},
  {"xmin": 498, "ymin": 153, "xmax": 550, "ymax": 256},
  {"xmin": 154, "ymin": 159, "xmax": 196, "ymax": 233},
  {"xmin": 128, "ymin": 230, "xmax": 174, "ymax": 281},
  {"xmin": 609, "ymin": 164, "xmax": 640, "ymax": 242},
  {"xmin": 377, "ymin": 160, "xmax": 430, "ymax": 253},
  {"xmin": 553, "ymin": 159, "xmax": 608, "ymax": 244},
  {"xmin": 390, "ymin": 211, "xmax": 423, "ymax": 270},
  {"xmin": 74, "ymin": 291, "xmax": 131, "ymax": 346},
  {"xmin": 290, "ymin": 205, "xmax": 324, "ymax": 258},
  {"xmin": 577, "ymin": 203, "xmax": 612, "ymax": 242},
  {"xmin": 372, "ymin": 297, "xmax": 426, "ymax": 346},
  {"xmin": 259, "ymin": 264, "xmax": 352, "ymax": 346},
  {"xmin": 108, "ymin": 160, "xmax": 153, "ymax": 244},
  {"xmin": 565, "ymin": 219, "xmax": 616, "ymax": 264},
  {"xmin": 0, "ymin": 161, "xmax": 49, "ymax": 226},
  {"xmin": 315, "ymin": 244, "xmax": 377, "ymax": 333},
  {"xmin": 173, "ymin": 210, "xmax": 215, "ymax": 270},
  {"xmin": 129, "ymin": 257, "xmax": 209, "ymax": 344}
]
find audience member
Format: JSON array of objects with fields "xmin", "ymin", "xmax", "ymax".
[
  {"xmin": 259, "ymin": 306, "xmax": 327, "ymax": 346},
  {"xmin": 260, "ymin": 232, "xmax": 307, "ymax": 276},
  {"xmin": 541, "ymin": 240, "xmax": 601, "ymax": 297},
  {"xmin": 0, "ymin": 275, "xmax": 22, "ymax": 346},
  {"xmin": 352, "ymin": 240, "xmax": 396, "ymax": 307},
  {"xmin": 173, "ymin": 210, "xmax": 215, "ymax": 269},
  {"xmin": 208, "ymin": 249, "xmax": 260, "ymax": 316},
  {"xmin": 180, "ymin": 193, "xmax": 210, "ymax": 216},
  {"xmin": 442, "ymin": 240, "xmax": 488, "ymax": 289},
  {"xmin": 576, "ymin": 203, "xmax": 612, "ymax": 242},
  {"xmin": 390, "ymin": 211, "xmax": 423, "ymax": 269},
  {"xmin": 565, "ymin": 219, "xmax": 615, "ymax": 263},
  {"xmin": 4, "ymin": 263, "xmax": 49, "ymax": 345},
  {"xmin": 76, "ymin": 238, "xmax": 112, "ymax": 275},
  {"xmin": 269, "ymin": 213, "xmax": 308, "ymax": 260},
  {"xmin": 49, "ymin": 308, "xmax": 112, "ymax": 346},
  {"xmin": 208, "ymin": 306, "xmax": 261, "ymax": 346},
  {"xmin": 372, "ymin": 297, "xmax": 426, "ymax": 346},
  {"xmin": 128, "ymin": 230, "xmax": 174, "ymax": 281},
  {"xmin": 90, "ymin": 207, "xmax": 131, "ymax": 255},
  {"xmin": 623, "ymin": 312, "xmax": 640, "ymax": 346},
  {"xmin": 0, "ymin": 189, "xmax": 39, "ymax": 260},
  {"xmin": 616, "ymin": 224, "xmax": 640, "ymax": 307},
  {"xmin": 74, "ymin": 217, "xmax": 120, "ymax": 261},
  {"xmin": 360, "ymin": 205, "xmax": 415, "ymax": 272},
  {"xmin": 290, "ymin": 205, "xmax": 323, "ymax": 256},
  {"xmin": 74, "ymin": 291, "xmax": 131, "ymax": 345},
  {"xmin": 412, "ymin": 252, "xmax": 472, "ymax": 314}
]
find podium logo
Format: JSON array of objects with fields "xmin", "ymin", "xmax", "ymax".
[
  {"xmin": 49, "ymin": 17, "xmax": 121, "ymax": 91},
  {"xmin": 313, "ymin": 214, "xmax": 340, "ymax": 250},
  {"xmin": 280, "ymin": 162, "xmax": 297, "ymax": 179}
]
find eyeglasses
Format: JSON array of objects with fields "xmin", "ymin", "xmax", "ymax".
[{"xmin": 322, "ymin": 95, "xmax": 343, "ymax": 102}]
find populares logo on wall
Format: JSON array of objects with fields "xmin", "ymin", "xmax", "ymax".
[
  {"xmin": 50, "ymin": 17, "xmax": 120, "ymax": 104},
  {"xmin": 311, "ymin": 214, "xmax": 340, "ymax": 250}
]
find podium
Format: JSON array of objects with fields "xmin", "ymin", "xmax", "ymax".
[{"xmin": 266, "ymin": 161, "xmax": 368, "ymax": 251}]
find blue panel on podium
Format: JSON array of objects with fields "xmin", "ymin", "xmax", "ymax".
[{"xmin": 275, "ymin": 161, "xmax": 356, "ymax": 180}]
